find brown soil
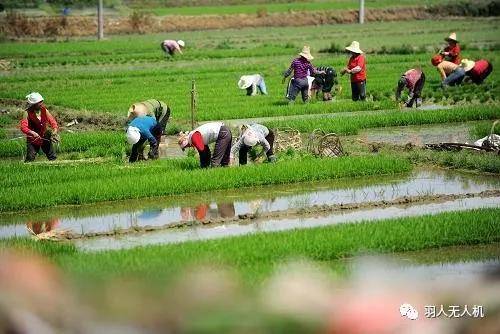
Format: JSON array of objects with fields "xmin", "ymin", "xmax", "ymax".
[
  {"xmin": 42, "ymin": 189, "xmax": 500, "ymax": 241},
  {"xmin": 0, "ymin": 7, "xmax": 452, "ymax": 39}
]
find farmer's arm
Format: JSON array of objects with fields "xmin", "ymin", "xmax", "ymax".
[
  {"xmin": 395, "ymin": 77, "xmax": 405, "ymax": 100},
  {"xmin": 190, "ymin": 131, "xmax": 205, "ymax": 152},
  {"xmin": 259, "ymin": 136, "xmax": 271, "ymax": 153},
  {"xmin": 283, "ymin": 60, "xmax": 294, "ymax": 78},
  {"xmin": 45, "ymin": 109, "xmax": 59, "ymax": 133},
  {"xmin": 437, "ymin": 64, "xmax": 446, "ymax": 80},
  {"xmin": 230, "ymin": 137, "xmax": 243, "ymax": 159},
  {"xmin": 19, "ymin": 111, "xmax": 40, "ymax": 140}
]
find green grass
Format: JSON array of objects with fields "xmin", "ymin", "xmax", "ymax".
[
  {"xmin": 3, "ymin": 208, "xmax": 499, "ymax": 284},
  {"xmin": 0, "ymin": 154, "xmax": 411, "ymax": 212},
  {"xmin": 264, "ymin": 105, "xmax": 500, "ymax": 135}
]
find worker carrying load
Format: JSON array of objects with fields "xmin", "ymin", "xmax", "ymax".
[
  {"xmin": 395, "ymin": 69, "xmax": 426, "ymax": 108},
  {"xmin": 238, "ymin": 74, "xmax": 268, "ymax": 96},
  {"xmin": 440, "ymin": 33, "xmax": 461, "ymax": 65},
  {"xmin": 126, "ymin": 115, "xmax": 162, "ymax": 163},
  {"xmin": 20, "ymin": 92, "xmax": 58, "ymax": 162},
  {"xmin": 310, "ymin": 66, "xmax": 339, "ymax": 101},
  {"xmin": 160, "ymin": 39, "xmax": 185, "ymax": 56},
  {"xmin": 460, "ymin": 59, "xmax": 493, "ymax": 84},
  {"xmin": 178, "ymin": 122, "xmax": 232, "ymax": 168},
  {"xmin": 230, "ymin": 123, "xmax": 277, "ymax": 165},
  {"xmin": 283, "ymin": 46, "xmax": 325, "ymax": 103},
  {"xmin": 341, "ymin": 41, "xmax": 367, "ymax": 101},
  {"xmin": 128, "ymin": 99, "xmax": 170, "ymax": 137},
  {"xmin": 431, "ymin": 55, "xmax": 465, "ymax": 87}
]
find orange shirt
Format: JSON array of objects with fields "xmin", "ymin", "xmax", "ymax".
[{"xmin": 347, "ymin": 54, "xmax": 366, "ymax": 83}]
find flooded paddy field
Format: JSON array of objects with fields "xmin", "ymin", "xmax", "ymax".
[{"xmin": 2, "ymin": 167, "xmax": 498, "ymax": 251}]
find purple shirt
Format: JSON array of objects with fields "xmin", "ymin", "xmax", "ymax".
[
  {"xmin": 162, "ymin": 40, "xmax": 181, "ymax": 53},
  {"xmin": 285, "ymin": 57, "xmax": 316, "ymax": 79}
]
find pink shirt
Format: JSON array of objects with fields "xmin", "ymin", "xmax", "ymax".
[
  {"xmin": 403, "ymin": 69, "xmax": 422, "ymax": 91},
  {"xmin": 162, "ymin": 40, "xmax": 181, "ymax": 53}
]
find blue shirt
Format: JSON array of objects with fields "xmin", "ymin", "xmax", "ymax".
[{"xmin": 129, "ymin": 116, "xmax": 157, "ymax": 144}]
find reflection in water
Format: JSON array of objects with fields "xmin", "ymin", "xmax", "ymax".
[
  {"xmin": 181, "ymin": 202, "xmax": 236, "ymax": 221},
  {"xmin": 26, "ymin": 219, "xmax": 60, "ymax": 235}
]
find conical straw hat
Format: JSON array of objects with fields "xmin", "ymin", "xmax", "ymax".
[
  {"xmin": 345, "ymin": 41, "xmax": 363, "ymax": 54},
  {"xmin": 445, "ymin": 32, "xmax": 458, "ymax": 42},
  {"xmin": 299, "ymin": 46, "xmax": 314, "ymax": 60},
  {"xmin": 460, "ymin": 59, "xmax": 475, "ymax": 72}
]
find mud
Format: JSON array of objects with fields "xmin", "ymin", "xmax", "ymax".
[{"xmin": 0, "ymin": 7, "xmax": 453, "ymax": 38}]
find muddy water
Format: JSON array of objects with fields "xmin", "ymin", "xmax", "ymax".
[
  {"xmin": 1, "ymin": 168, "xmax": 498, "ymax": 249},
  {"xmin": 357, "ymin": 122, "xmax": 476, "ymax": 146}
]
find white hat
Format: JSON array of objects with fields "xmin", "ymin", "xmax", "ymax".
[
  {"xmin": 445, "ymin": 33, "xmax": 458, "ymax": 43},
  {"xmin": 243, "ymin": 128, "xmax": 259, "ymax": 147},
  {"xmin": 26, "ymin": 92, "xmax": 43, "ymax": 107},
  {"xmin": 178, "ymin": 131, "xmax": 190, "ymax": 150},
  {"xmin": 238, "ymin": 75, "xmax": 253, "ymax": 89},
  {"xmin": 126, "ymin": 126, "xmax": 141, "ymax": 145},
  {"xmin": 177, "ymin": 40, "xmax": 185, "ymax": 47},
  {"xmin": 345, "ymin": 41, "xmax": 363, "ymax": 54},
  {"xmin": 460, "ymin": 59, "xmax": 475, "ymax": 72},
  {"xmin": 299, "ymin": 46, "xmax": 314, "ymax": 61}
]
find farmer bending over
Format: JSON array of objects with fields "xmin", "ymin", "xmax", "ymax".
[
  {"xmin": 20, "ymin": 92, "xmax": 58, "ymax": 162},
  {"xmin": 310, "ymin": 66, "xmax": 339, "ymax": 101},
  {"xmin": 230, "ymin": 123, "xmax": 276, "ymax": 165},
  {"xmin": 283, "ymin": 46, "xmax": 325, "ymax": 103},
  {"xmin": 461, "ymin": 59, "xmax": 493, "ymax": 84},
  {"xmin": 431, "ymin": 55, "xmax": 465, "ymax": 87},
  {"xmin": 127, "ymin": 115, "xmax": 161, "ymax": 163},
  {"xmin": 178, "ymin": 122, "xmax": 232, "ymax": 168},
  {"xmin": 396, "ymin": 69, "xmax": 426, "ymax": 108},
  {"xmin": 341, "ymin": 41, "xmax": 367, "ymax": 101},
  {"xmin": 128, "ymin": 99, "xmax": 170, "ymax": 138},
  {"xmin": 161, "ymin": 39, "xmax": 185, "ymax": 56},
  {"xmin": 238, "ymin": 74, "xmax": 268, "ymax": 96}
]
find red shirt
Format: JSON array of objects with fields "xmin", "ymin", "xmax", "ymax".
[
  {"xmin": 404, "ymin": 69, "xmax": 422, "ymax": 91},
  {"xmin": 444, "ymin": 44, "xmax": 461, "ymax": 65},
  {"xmin": 19, "ymin": 105, "xmax": 58, "ymax": 145},
  {"xmin": 470, "ymin": 59, "xmax": 490, "ymax": 77},
  {"xmin": 190, "ymin": 131, "xmax": 206, "ymax": 152},
  {"xmin": 347, "ymin": 54, "xmax": 366, "ymax": 83}
]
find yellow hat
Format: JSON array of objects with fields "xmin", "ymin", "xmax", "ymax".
[
  {"xmin": 460, "ymin": 59, "xmax": 475, "ymax": 72},
  {"xmin": 345, "ymin": 41, "xmax": 363, "ymax": 54},
  {"xmin": 299, "ymin": 46, "xmax": 314, "ymax": 60},
  {"xmin": 445, "ymin": 32, "xmax": 458, "ymax": 43}
]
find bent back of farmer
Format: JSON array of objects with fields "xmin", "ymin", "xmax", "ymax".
[
  {"xmin": 128, "ymin": 99, "xmax": 170, "ymax": 137},
  {"xmin": 396, "ymin": 69, "xmax": 425, "ymax": 108},
  {"xmin": 178, "ymin": 122, "xmax": 232, "ymax": 168},
  {"xmin": 127, "ymin": 115, "xmax": 162, "ymax": 163},
  {"xmin": 312, "ymin": 66, "xmax": 338, "ymax": 101},
  {"xmin": 19, "ymin": 92, "xmax": 58, "ymax": 162},
  {"xmin": 230, "ymin": 123, "xmax": 276, "ymax": 165}
]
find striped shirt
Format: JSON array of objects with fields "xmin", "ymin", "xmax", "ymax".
[{"xmin": 284, "ymin": 57, "xmax": 316, "ymax": 79}]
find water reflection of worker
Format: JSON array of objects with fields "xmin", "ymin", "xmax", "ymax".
[
  {"xmin": 230, "ymin": 124, "xmax": 276, "ymax": 165},
  {"xmin": 26, "ymin": 219, "xmax": 60, "ymax": 235}
]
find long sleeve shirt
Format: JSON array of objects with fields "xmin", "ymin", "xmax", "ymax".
[
  {"xmin": 188, "ymin": 122, "xmax": 223, "ymax": 153},
  {"xmin": 129, "ymin": 116, "xmax": 158, "ymax": 146},
  {"xmin": 162, "ymin": 40, "xmax": 182, "ymax": 54},
  {"xmin": 444, "ymin": 44, "xmax": 461, "ymax": 65},
  {"xmin": 284, "ymin": 57, "xmax": 317, "ymax": 80},
  {"xmin": 230, "ymin": 124, "xmax": 270, "ymax": 158},
  {"xmin": 19, "ymin": 106, "xmax": 58, "ymax": 145},
  {"xmin": 436, "ymin": 61, "xmax": 459, "ymax": 80}
]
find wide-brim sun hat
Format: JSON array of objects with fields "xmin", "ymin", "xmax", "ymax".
[
  {"xmin": 25, "ymin": 92, "xmax": 44, "ymax": 109},
  {"xmin": 126, "ymin": 126, "xmax": 141, "ymax": 145},
  {"xmin": 299, "ymin": 46, "xmax": 314, "ymax": 60},
  {"xmin": 238, "ymin": 76, "xmax": 252, "ymax": 89},
  {"xmin": 177, "ymin": 40, "xmax": 185, "ymax": 47},
  {"xmin": 445, "ymin": 32, "xmax": 458, "ymax": 43},
  {"xmin": 345, "ymin": 41, "xmax": 363, "ymax": 54},
  {"xmin": 460, "ymin": 59, "xmax": 475, "ymax": 72},
  {"xmin": 243, "ymin": 128, "xmax": 259, "ymax": 147},
  {"xmin": 178, "ymin": 131, "xmax": 190, "ymax": 150}
]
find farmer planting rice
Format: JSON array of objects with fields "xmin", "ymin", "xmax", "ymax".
[
  {"xmin": 395, "ymin": 69, "xmax": 426, "ymax": 108},
  {"xmin": 237, "ymin": 74, "xmax": 268, "ymax": 96},
  {"xmin": 310, "ymin": 66, "xmax": 339, "ymax": 101},
  {"xmin": 283, "ymin": 46, "xmax": 325, "ymax": 103},
  {"xmin": 126, "ymin": 115, "xmax": 162, "ymax": 163},
  {"xmin": 128, "ymin": 99, "xmax": 170, "ymax": 137},
  {"xmin": 440, "ymin": 32, "xmax": 461, "ymax": 65},
  {"xmin": 20, "ymin": 92, "xmax": 58, "ymax": 162},
  {"xmin": 431, "ymin": 54, "xmax": 465, "ymax": 87},
  {"xmin": 160, "ymin": 39, "xmax": 185, "ymax": 56},
  {"xmin": 230, "ymin": 123, "xmax": 277, "ymax": 165},
  {"xmin": 178, "ymin": 122, "xmax": 232, "ymax": 168},
  {"xmin": 460, "ymin": 58, "xmax": 493, "ymax": 84},
  {"xmin": 341, "ymin": 41, "xmax": 367, "ymax": 101}
]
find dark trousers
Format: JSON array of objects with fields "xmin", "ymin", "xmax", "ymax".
[
  {"xmin": 407, "ymin": 73, "xmax": 426, "ymax": 107},
  {"xmin": 129, "ymin": 124, "xmax": 162, "ymax": 163},
  {"xmin": 470, "ymin": 63, "xmax": 493, "ymax": 84},
  {"xmin": 239, "ymin": 130, "xmax": 275, "ymax": 165},
  {"xmin": 25, "ymin": 136, "xmax": 56, "ymax": 162},
  {"xmin": 155, "ymin": 105, "xmax": 170, "ymax": 135},
  {"xmin": 287, "ymin": 78, "xmax": 309, "ymax": 102},
  {"xmin": 351, "ymin": 80, "xmax": 366, "ymax": 101},
  {"xmin": 199, "ymin": 125, "xmax": 232, "ymax": 168},
  {"xmin": 443, "ymin": 68, "xmax": 465, "ymax": 86}
]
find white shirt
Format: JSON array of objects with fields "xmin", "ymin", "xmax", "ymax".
[{"xmin": 189, "ymin": 122, "xmax": 224, "ymax": 145}]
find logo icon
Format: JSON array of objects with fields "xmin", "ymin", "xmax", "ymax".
[{"xmin": 400, "ymin": 303, "xmax": 419, "ymax": 320}]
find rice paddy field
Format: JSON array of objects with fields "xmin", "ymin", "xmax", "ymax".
[{"xmin": 0, "ymin": 11, "xmax": 499, "ymax": 333}]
